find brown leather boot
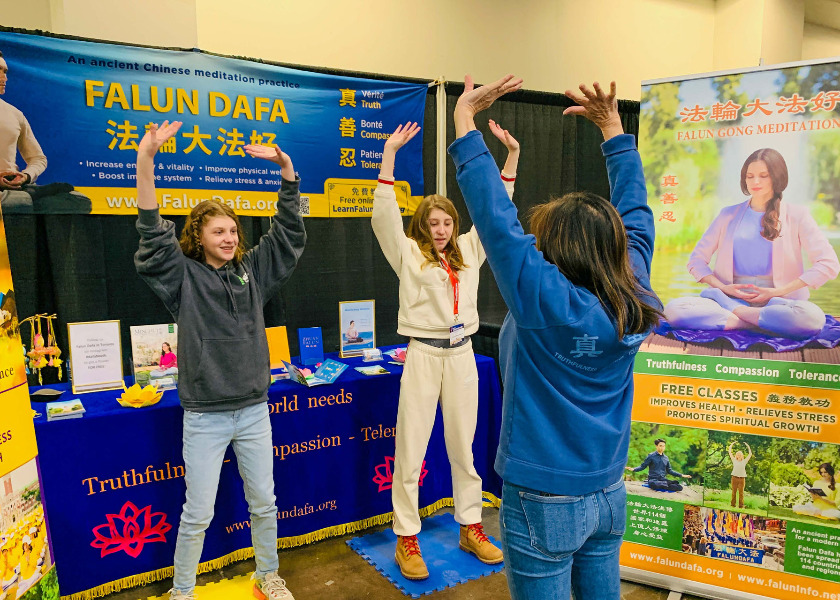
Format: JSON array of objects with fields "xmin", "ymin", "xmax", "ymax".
[
  {"xmin": 460, "ymin": 523, "xmax": 503, "ymax": 564},
  {"xmin": 395, "ymin": 535, "xmax": 429, "ymax": 580}
]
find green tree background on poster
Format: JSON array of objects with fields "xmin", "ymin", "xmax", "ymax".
[
  {"xmin": 626, "ymin": 422, "xmax": 707, "ymax": 479},
  {"xmin": 704, "ymin": 431, "xmax": 772, "ymax": 495},
  {"xmin": 639, "ymin": 81, "xmax": 721, "ymax": 253},
  {"xmin": 768, "ymin": 439, "xmax": 840, "ymax": 484},
  {"xmin": 780, "ymin": 62, "xmax": 840, "ymax": 227},
  {"xmin": 768, "ymin": 439, "xmax": 840, "ymax": 528},
  {"xmin": 701, "ymin": 431, "xmax": 772, "ymax": 515}
]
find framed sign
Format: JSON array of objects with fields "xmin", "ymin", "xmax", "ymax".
[
  {"xmin": 339, "ymin": 300, "xmax": 375, "ymax": 358},
  {"xmin": 66, "ymin": 320, "xmax": 124, "ymax": 393}
]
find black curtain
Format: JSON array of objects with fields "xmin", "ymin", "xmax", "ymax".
[{"xmin": 6, "ymin": 82, "xmax": 639, "ymax": 385}]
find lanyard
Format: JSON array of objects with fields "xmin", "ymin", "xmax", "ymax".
[{"xmin": 439, "ymin": 253, "xmax": 459, "ymax": 322}]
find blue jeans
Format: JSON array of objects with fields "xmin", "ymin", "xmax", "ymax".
[
  {"xmin": 173, "ymin": 402, "xmax": 278, "ymax": 592},
  {"xmin": 500, "ymin": 479, "xmax": 626, "ymax": 600}
]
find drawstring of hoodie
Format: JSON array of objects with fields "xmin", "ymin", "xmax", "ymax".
[{"xmin": 214, "ymin": 265, "xmax": 239, "ymax": 319}]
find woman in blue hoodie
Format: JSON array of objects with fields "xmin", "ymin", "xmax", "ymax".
[{"xmin": 448, "ymin": 76, "xmax": 661, "ymax": 600}]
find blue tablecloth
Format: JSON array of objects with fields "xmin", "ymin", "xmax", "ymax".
[{"xmin": 31, "ymin": 348, "xmax": 503, "ymax": 600}]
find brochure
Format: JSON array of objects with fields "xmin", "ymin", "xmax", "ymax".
[
  {"xmin": 355, "ymin": 365, "xmax": 390, "ymax": 376},
  {"xmin": 270, "ymin": 367, "xmax": 290, "ymax": 383},
  {"xmin": 283, "ymin": 358, "xmax": 347, "ymax": 387},
  {"xmin": 46, "ymin": 398, "xmax": 86, "ymax": 421},
  {"xmin": 384, "ymin": 347, "xmax": 407, "ymax": 363}
]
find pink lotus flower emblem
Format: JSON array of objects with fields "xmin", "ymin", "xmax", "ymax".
[
  {"xmin": 90, "ymin": 501, "xmax": 172, "ymax": 558},
  {"xmin": 373, "ymin": 456, "xmax": 428, "ymax": 492}
]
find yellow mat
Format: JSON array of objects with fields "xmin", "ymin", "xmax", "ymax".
[{"xmin": 147, "ymin": 573, "xmax": 254, "ymax": 600}]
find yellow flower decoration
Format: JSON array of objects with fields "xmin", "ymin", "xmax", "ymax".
[{"xmin": 118, "ymin": 383, "xmax": 163, "ymax": 408}]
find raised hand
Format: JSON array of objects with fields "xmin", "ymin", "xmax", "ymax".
[
  {"xmin": 137, "ymin": 121, "xmax": 183, "ymax": 158},
  {"xmin": 137, "ymin": 121, "xmax": 182, "ymax": 210},
  {"xmin": 383, "ymin": 122, "xmax": 421, "ymax": 154},
  {"xmin": 244, "ymin": 144, "xmax": 292, "ymax": 169},
  {"xmin": 456, "ymin": 74, "xmax": 523, "ymax": 118},
  {"xmin": 138, "ymin": 121, "xmax": 182, "ymax": 159},
  {"xmin": 488, "ymin": 119, "xmax": 520, "ymax": 153},
  {"xmin": 563, "ymin": 82, "xmax": 622, "ymax": 140}
]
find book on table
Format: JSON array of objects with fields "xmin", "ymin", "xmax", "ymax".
[
  {"xmin": 46, "ymin": 398, "xmax": 86, "ymax": 421},
  {"xmin": 298, "ymin": 327, "xmax": 324, "ymax": 366}
]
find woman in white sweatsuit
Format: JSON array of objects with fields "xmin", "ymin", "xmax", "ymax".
[{"xmin": 371, "ymin": 121, "xmax": 519, "ymax": 580}]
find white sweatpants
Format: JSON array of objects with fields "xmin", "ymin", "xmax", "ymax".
[{"xmin": 391, "ymin": 338, "xmax": 483, "ymax": 536}]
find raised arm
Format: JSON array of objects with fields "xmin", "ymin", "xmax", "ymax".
[
  {"xmin": 134, "ymin": 121, "xmax": 186, "ymax": 315},
  {"xmin": 450, "ymin": 75, "xmax": 638, "ymax": 326},
  {"xmin": 728, "ymin": 441, "xmax": 736, "ymax": 459},
  {"xmin": 137, "ymin": 121, "xmax": 182, "ymax": 209},
  {"xmin": 379, "ymin": 122, "xmax": 420, "ymax": 181},
  {"xmin": 745, "ymin": 442, "xmax": 752, "ymax": 460},
  {"xmin": 564, "ymin": 82, "xmax": 654, "ymax": 281},
  {"xmin": 242, "ymin": 143, "xmax": 306, "ymax": 299},
  {"xmin": 371, "ymin": 122, "xmax": 421, "ymax": 274},
  {"xmin": 243, "ymin": 143, "xmax": 296, "ymax": 182},
  {"xmin": 488, "ymin": 119, "xmax": 520, "ymax": 181},
  {"xmin": 459, "ymin": 119, "xmax": 521, "ymax": 264}
]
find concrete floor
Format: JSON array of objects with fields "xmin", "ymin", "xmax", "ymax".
[{"xmin": 103, "ymin": 506, "xmax": 710, "ymax": 600}]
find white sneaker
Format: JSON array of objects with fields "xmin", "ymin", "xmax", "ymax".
[
  {"xmin": 167, "ymin": 589, "xmax": 196, "ymax": 600},
  {"xmin": 252, "ymin": 572, "xmax": 295, "ymax": 600}
]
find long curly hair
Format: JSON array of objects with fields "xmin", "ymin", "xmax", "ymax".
[
  {"xmin": 406, "ymin": 195, "xmax": 467, "ymax": 272},
  {"xmin": 740, "ymin": 148, "xmax": 788, "ymax": 241},
  {"xmin": 529, "ymin": 192, "xmax": 662, "ymax": 339},
  {"xmin": 179, "ymin": 200, "xmax": 247, "ymax": 264}
]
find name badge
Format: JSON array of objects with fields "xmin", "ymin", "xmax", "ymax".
[{"xmin": 449, "ymin": 323, "xmax": 465, "ymax": 346}]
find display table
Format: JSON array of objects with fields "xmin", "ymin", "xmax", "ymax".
[{"xmin": 30, "ymin": 348, "xmax": 503, "ymax": 600}]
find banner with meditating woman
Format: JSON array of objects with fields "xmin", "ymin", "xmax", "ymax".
[{"xmin": 623, "ymin": 58, "xmax": 840, "ymax": 600}]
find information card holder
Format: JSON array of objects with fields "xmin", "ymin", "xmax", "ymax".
[
  {"xmin": 339, "ymin": 299, "xmax": 376, "ymax": 358},
  {"xmin": 67, "ymin": 320, "xmax": 124, "ymax": 394}
]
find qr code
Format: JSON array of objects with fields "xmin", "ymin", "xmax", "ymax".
[{"xmin": 299, "ymin": 195, "xmax": 310, "ymax": 216}]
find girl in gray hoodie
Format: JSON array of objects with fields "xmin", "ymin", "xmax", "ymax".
[{"xmin": 134, "ymin": 121, "xmax": 305, "ymax": 600}]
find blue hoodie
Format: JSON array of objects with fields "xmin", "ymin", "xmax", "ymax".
[{"xmin": 448, "ymin": 130, "xmax": 659, "ymax": 496}]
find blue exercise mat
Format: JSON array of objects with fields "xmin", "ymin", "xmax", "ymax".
[{"xmin": 346, "ymin": 513, "xmax": 504, "ymax": 598}]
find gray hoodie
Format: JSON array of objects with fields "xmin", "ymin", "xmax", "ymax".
[{"xmin": 134, "ymin": 177, "xmax": 306, "ymax": 412}]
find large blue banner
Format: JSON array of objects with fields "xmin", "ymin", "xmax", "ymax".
[{"xmin": 0, "ymin": 31, "xmax": 427, "ymax": 217}]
